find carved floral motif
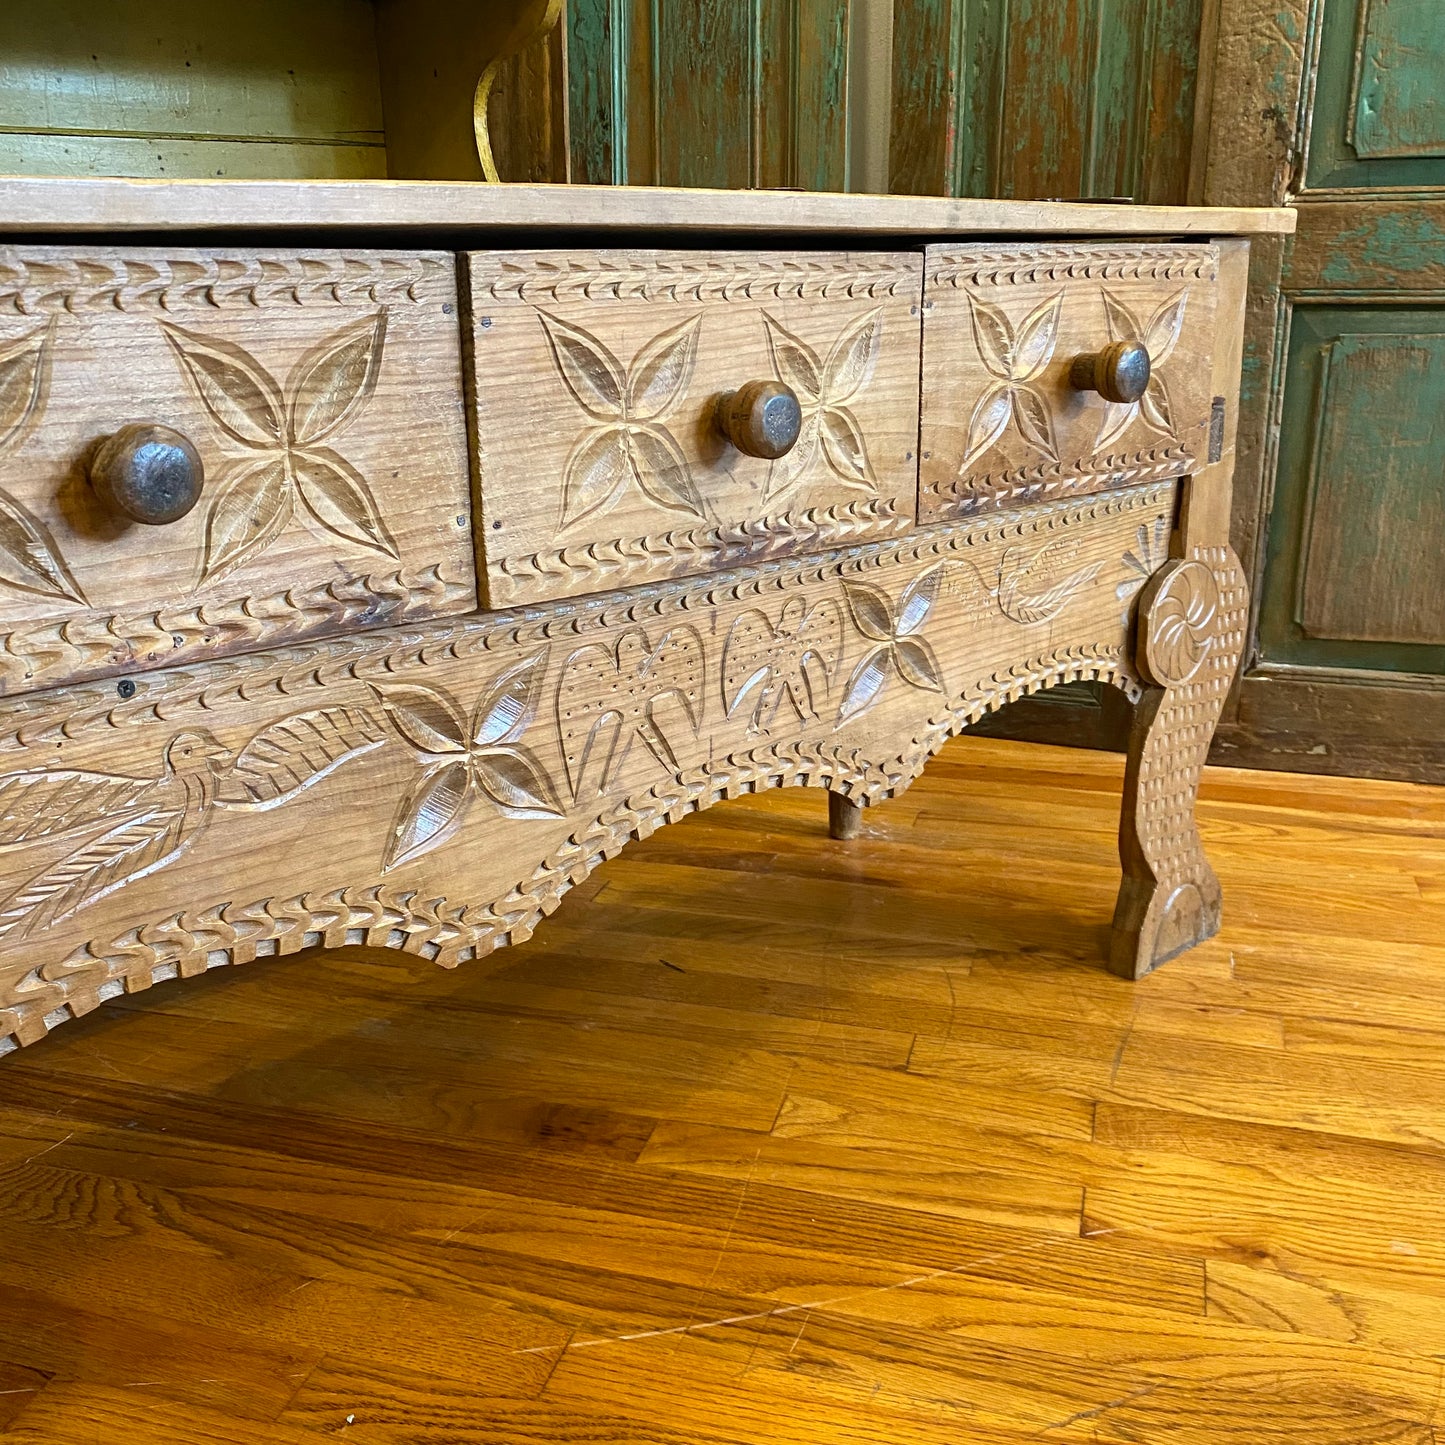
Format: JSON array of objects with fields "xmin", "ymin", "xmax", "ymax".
[
  {"xmin": 0, "ymin": 708, "xmax": 383, "ymax": 939},
  {"xmin": 723, "ymin": 599, "xmax": 844, "ymax": 733},
  {"xmin": 1138, "ymin": 558, "xmax": 1220, "ymax": 687},
  {"xmin": 962, "ymin": 291, "xmax": 1063, "ymax": 466},
  {"xmin": 1117, "ymin": 516, "xmax": 1170, "ymax": 623},
  {"xmin": 162, "ymin": 313, "xmax": 397, "ymax": 585},
  {"xmin": 763, "ymin": 308, "xmax": 883, "ymax": 504},
  {"xmin": 538, "ymin": 310, "xmax": 705, "ymax": 529},
  {"xmin": 837, "ymin": 566, "xmax": 945, "ymax": 724},
  {"xmin": 371, "ymin": 651, "xmax": 563, "ymax": 871},
  {"xmin": 1094, "ymin": 289, "xmax": 1187, "ymax": 452},
  {"xmin": 0, "ymin": 320, "xmax": 85, "ymax": 606}
]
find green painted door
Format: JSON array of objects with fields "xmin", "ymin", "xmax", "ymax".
[
  {"xmin": 564, "ymin": 0, "xmax": 851, "ymax": 189},
  {"xmin": 1212, "ymin": 0, "xmax": 1445, "ymax": 779}
]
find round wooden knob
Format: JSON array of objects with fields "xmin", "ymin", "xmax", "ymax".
[
  {"xmin": 1069, "ymin": 341, "xmax": 1151, "ymax": 405},
  {"xmin": 89, "ymin": 424, "xmax": 205, "ymax": 525},
  {"xmin": 715, "ymin": 381, "xmax": 803, "ymax": 459}
]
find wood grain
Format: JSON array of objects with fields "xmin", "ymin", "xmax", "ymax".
[
  {"xmin": 0, "ymin": 179, "xmax": 1298, "ymax": 237},
  {"xmin": 0, "ymin": 246, "xmax": 475, "ymax": 696},
  {"xmin": 0, "ymin": 479, "xmax": 1180, "ymax": 1053},
  {"xmin": 2, "ymin": 734, "xmax": 1444, "ymax": 1440},
  {"xmin": 464, "ymin": 249, "xmax": 922, "ymax": 605},
  {"xmin": 920, "ymin": 243, "xmax": 1221, "ymax": 520}
]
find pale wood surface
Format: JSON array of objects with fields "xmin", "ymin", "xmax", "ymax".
[
  {"xmin": 919, "ymin": 243, "xmax": 1221, "ymax": 521},
  {"xmin": 0, "ymin": 179, "xmax": 1298, "ymax": 236},
  {"xmin": 0, "ymin": 246, "xmax": 475, "ymax": 696},
  {"xmin": 0, "ymin": 0, "xmax": 388, "ymax": 181},
  {"xmin": 465, "ymin": 249, "xmax": 923, "ymax": 606},
  {"xmin": 0, "ymin": 481, "xmax": 1183, "ymax": 1053},
  {"xmin": 1, "ymin": 733, "xmax": 1443, "ymax": 1441}
]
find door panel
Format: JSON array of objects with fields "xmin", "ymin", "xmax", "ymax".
[
  {"xmin": 1307, "ymin": 0, "xmax": 1445, "ymax": 189},
  {"xmin": 1260, "ymin": 309, "xmax": 1445, "ymax": 664},
  {"xmin": 1202, "ymin": 0, "xmax": 1445, "ymax": 779}
]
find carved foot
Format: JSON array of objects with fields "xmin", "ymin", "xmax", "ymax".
[
  {"xmin": 1111, "ymin": 547, "xmax": 1247, "ymax": 979},
  {"xmin": 828, "ymin": 791, "xmax": 863, "ymax": 840}
]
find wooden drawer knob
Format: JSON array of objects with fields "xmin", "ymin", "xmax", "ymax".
[
  {"xmin": 1069, "ymin": 341, "xmax": 1151, "ymax": 405},
  {"xmin": 89, "ymin": 423, "xmax": 205, "ymax": 525},
  {"xmin": 715, "ymin": 381, "xmax": 803, "ymax": 459}
]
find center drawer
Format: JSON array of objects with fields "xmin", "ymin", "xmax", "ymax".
[{"xmin": 463, "ymin": 249, "xmax": 924, "ymax": 608}]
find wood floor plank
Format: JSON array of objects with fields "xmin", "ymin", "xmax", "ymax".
[{"xmin": 5, "ymin": 735, "xmax": 1445, "ymax": 1442}]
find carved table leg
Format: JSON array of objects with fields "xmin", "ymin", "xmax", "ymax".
[
  {"xmin": 1111, "ymin": 545, "xmax": 1248, "ymax": 979},
  {"xmin": 828, "ymin": 790, "xmax": 863, "ymax": 840}
]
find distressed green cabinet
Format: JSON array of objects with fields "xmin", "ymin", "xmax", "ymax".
[
  {"xmin": 1202, "ymin": 0, "xmax": 1445, "ymax": 780},
  {"xmin": 888, "ymin": 0, "xmax": 1203, "ymax": 204},
  {"xmin": 564, "ymin": 0, "xmax": 850, "ymax": 188}
]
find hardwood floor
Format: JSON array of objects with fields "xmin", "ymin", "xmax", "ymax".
[{"xmin": 2, "ymin": 734, "xmax": 1444, "ymax": 1443}]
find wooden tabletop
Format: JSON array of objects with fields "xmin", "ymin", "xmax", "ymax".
[{"xmin": 0, "ymin": 178, "xmax": 1296, "ymax": 236}]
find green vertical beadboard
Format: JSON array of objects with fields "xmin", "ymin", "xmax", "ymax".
[
  {"xmin": 565, "ymin": 0, "xmax": 848, "ymax": 190},
  {"xmin": 890, "ymin": 0, "xmax": 1203, "ymax": 202}
]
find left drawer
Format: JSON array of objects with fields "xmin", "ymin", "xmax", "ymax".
[{"xmin": 0, "ymin": 247, "xmax": 476, "ymax": 698}]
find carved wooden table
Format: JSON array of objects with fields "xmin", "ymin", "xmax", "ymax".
[{"xmin": 0, "ymin": 181, "xmax": 1293, "ymax": 1056}]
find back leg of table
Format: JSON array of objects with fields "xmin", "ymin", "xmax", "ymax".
[{"xmin": 828, "ymin": 791, "xmax": 863, "ymax": 840}]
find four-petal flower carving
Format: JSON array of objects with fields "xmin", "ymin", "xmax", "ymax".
[
  {"xmin": 539, "ymin": 310, "xmax": 705, "ymax": 530},
  {"xmin": 763, "ymin": 308, "xmax": 883, "ymax": 505},
  {"xmin": 371, "ymin": 650, "xmax": 563, "ymax": 871},
  {"xmin": 962, "ymin": 292, "xmax": 1063, "ymax": 466},
  {"xmin": 836, "ymin": 565, "xmax": 946, "ymax": 725},
  {"xmin": 0, "ymin": 319, "xmax": 86, "ymax": 605},
  {"xmin": 1094, "ymin": 289, "xmax": 1187, "ymax": 453},
  {"xmin": 162, "ymin": 312, "xmax": 397, "ymax": 586}
]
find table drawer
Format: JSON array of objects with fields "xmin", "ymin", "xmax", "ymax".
[
  {"xmin": 919, "ymin": 243, "xmax": 1221, "ymax": 519},
  {"xmin": 464, "ymin": 249, "xmax": 923, "ymax": 607},
  {"xmin": 0, "ymin": 247, "xmax": 475, "ymax": 698}
]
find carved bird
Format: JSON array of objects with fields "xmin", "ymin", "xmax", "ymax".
[
  {"xmin": 723, "ymin": 598, "xmax": 844, "ymax": 733},
  {"xmin": 0, "ymin": 706, "xmax": 384, "ymax": 940},
  {"xmin": 0, "ymin": 730, "xmax": 229, "ymax": 941},
  {"xmin": 557, "ymin": 626, "xmax": 706, "ymax": 801}
]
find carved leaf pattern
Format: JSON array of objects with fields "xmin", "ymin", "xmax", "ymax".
[
  {"xmin": 763, "ymin": 309, "xmax": 883, "ymax": 504},
  {"xmin": 216, "ymin": 706, "xmax": 387, "ymax": 808},
  {"xmin": 372, "ymin": 650, "xmax": 563, "ymax": 871},
  {"xmin": 204, "ymin": 457, "xmax": 293, "ymax": 586},
  {"xmin": 540, "ymin": 311, "xmax": 705, "ymax": 530},
  {"xmin": 1095, "ymin": 287, "xmax": 1188, "ymax": 452},
  {"xmin": 162, "ymin": 313, "xmax": 397, "ymax": 585},
  {"xmin": 289, "ymin": 312, "xmax": 387, "ymax": 446},
  {"xmin": 0, "ymin": 321, "xmax": 86, "ymax": 606},
  {"xmin": 836, "ymin": 564, "xmax": 946, "ymax": 725},
  {"xmin": 292, "ymin": 449, "xmax": 398, "ymax": 559},
  {"xmin": 961, "ymin": 292, "xmax": 1063, "ymax": 466}
]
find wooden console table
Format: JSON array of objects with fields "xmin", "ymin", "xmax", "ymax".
[{"xmin": 0, "ymin": 180, "xmax": 1292, "ymax": 1056}]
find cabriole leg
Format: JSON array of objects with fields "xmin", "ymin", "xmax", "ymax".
[{"xmin": 1111, "ymin": 546, "xmax": 1247, "ymax": 979}]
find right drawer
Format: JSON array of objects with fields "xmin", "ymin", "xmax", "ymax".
[{"xmin": 919, "ymin": 242, "xmax": 1220, "ymax": 520}]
